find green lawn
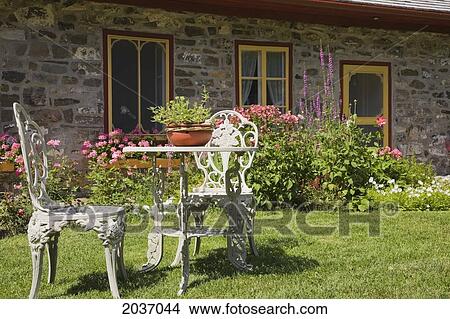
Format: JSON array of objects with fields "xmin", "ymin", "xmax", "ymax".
[{"xmin": 0, "ymin": 210, "xmax": 449, "ymax": 298}]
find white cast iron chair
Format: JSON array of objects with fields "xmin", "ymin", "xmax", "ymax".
[
  {"xmin": 13, "ymin": 102, "xmax": 127, "ymax": 299},
  {"xmin": 172, "ymin": 110, "xmax": 259, "ymax": 265}
]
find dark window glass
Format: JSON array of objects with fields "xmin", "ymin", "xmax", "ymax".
[
  {"xmin": 111, "ymin": 40, "xmax": 138, "ymax": 133},
  {"xmin": 140, "ymin": 42, "xmax": 165, "ymax": 133},
  {"xmin": 349, "ymin": 73, "xmax": 383, "ymax": 116},
  {"xmin": 242, "ymin": 80, "xmax": 261, "ymax": 105}
]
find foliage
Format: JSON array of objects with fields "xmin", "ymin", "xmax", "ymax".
[
  {"xmin": 242, "ymin": 43, "xmax": 436, "ymax": 210},
  {"xmin": 0, "ymin": 139, "xmax": 81, "ymax": 237},
  {"xmin": 0, "ymin": 191, "xmax": 32, "ymax": 237},
  {"xmin": 85, "ymin": 163, "xmax": 154, "ymax": 209},
  {"xmin": 0, "ymin": 133, "xmax": 23, "ymax": 174},
  {"xmin": 81, "ymin": 129, "xmax": 159, "ymax": 166},
  {"xmin": 151, "ymin": 87, "xmax": 211, "ymax": 125},
  {"xmin": 248, "ymin": 129, "xmax": 315, "ymax": 208},
  {"xmin": 367, "ymin": 177, "xmax": 450, "ymax": 211}
]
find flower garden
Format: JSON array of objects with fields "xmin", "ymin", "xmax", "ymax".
[{"xmin": 0, "ymin": 45, "xmax": 449, "ymax": 298}]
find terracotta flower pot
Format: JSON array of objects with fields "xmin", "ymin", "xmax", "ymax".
[
  {"xmin": 0, "ymin": 161, "xmax": 14, "ymax": 173},
  {"xmin": 166, "ymin": 123, "xmax": 213, "ymax": 146}
]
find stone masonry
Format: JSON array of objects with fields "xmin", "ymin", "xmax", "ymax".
[{"xmin": 0, "ymin": 0, "xmax": 449, "ymax": 174}]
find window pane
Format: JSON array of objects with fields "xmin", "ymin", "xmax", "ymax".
[
  {"xmin": 140, "ymin": 41, "xmax": 165, "ymax": 133},
  {"xmin": 349, "ymin": 73, "xmax": 383, "ymax": 116},
  {"xmin": 267, "ymin": 80, "xmax": 285, "ymax": 106},
  {"xmin": 242, "ymin": 79, "xmax": 261, "ymax": 105},
  {"xmin": 241, "ymin": 51, "xmax": 260, "ymax": 77},
  {"xmin": 267, "ymin": 52, "xmax": 285, "ymax": 77},
  {"xmin": 111, "ymin": 40, "xmax": 138, "ymax": 133}
]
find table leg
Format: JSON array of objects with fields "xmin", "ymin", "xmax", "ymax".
[
  {"xmin": 177, "ymin": 154, "xmax": 190, "ymax": 295},
  {"xmin": 142, "ymin": 157, "xmax": 165, "ymax": 272}
]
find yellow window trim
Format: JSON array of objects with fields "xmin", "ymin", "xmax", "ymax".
[
  {"xmin": 107, "ymin": 34, "xmax": 170, "ymax": 132},
  {"xmin": 237, "ymin": 44, "xmax": 290, "ymax": 110},
  {"xmin": 342, "ymin": 64, "xmax": 390, "ymax": 146}
]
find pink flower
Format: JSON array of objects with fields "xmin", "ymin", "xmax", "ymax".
[
  {"xmin": 123, "ymin": 136, "xmax": 129, "ymax": 143},
  {"xmin": 376, "ymin": 115, "xmax": 386, "ymax": 127},
  {"xmin": 15, "ymin": 167, "xmax": 24, "ymax": 176},
  {"xmin": 138, "ymin": 140, "xmax": 150, "ymax": 147},
  {"xmin": 109, "ymin": 128, "xmax": 123, "ymax": 137},
  {"xmin": 1, "ymin": 144, "xmax": 10, "ymax": 150},
  {"xmin": 98, "ymin": 133, "xmax": 108, "ymax": 140},
  {"xmin": 109, "ymin": 158, "xmax": 118, "ymax": 164},
  {"xmin": 53, "ymin": 162, "xmax": 61, "ymax": 168},
  {"xmin": 95, "ymin": 141, "xmax": 107, "ymax": 148},
  {"xmin": 390, "ymin": 148, "xmax": 402, "ymax": 159},
  {"xmin": 82, "ymin": 140, "xmax": 92, "ymax": 149},
  {"xmin": 17, "ymin": 208, "xmax": 25, "ymax": 217},
  {"xmin": 82, "ymin": 149, "xmax": 89, "ymax": 155},
  {"xmin": 15, "ymin": 155, "xmax": 24, "ymax": 164},
  {"xmin": 142, "ymin": 155, "xmax": 148, "ymax": 161},
  {"xmin": 113, "ymin": 139, "xmax": 120, "ymax": 144},
  {"xmin": 118, "ymin": 144, "xmax": 125, "ymax": 149},
  {"xmin": 126, "ymin": 170, "xmax": 133, "ymax": 176},
  {"xmin": 127, "ymin": 141, "xmax": 136, "ymax": 147},
  {"xmin": 11, "ymin": 143, "xmax": 21, "ymax": 151},
  {"xmin": 110, "ymin": 147, "xmax": 117, "ymax": 152},
  {"xmin": 111, "ymin": 150, "xmax": 122, "ymax": 159},
  {"xmin": 46, "ymin": 139, "xmax": 61, "ymax": 148},
  {"xmin": 13, "ymin": 183, "xmax": 22, "ymax": 190},
  {"xmin": 88, "ymin": 150, "xmax": 97, "ymax": 158}
]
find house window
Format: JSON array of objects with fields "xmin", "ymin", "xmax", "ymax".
[
  {"xmin": 104, "ymin": 31, "xmax": 173, "ymax": 133},
  {"xmin": 236, "ymin": 42, "xmax": 291, "ymax": 111},
  {"xmin": 341, "ymin": 62, "xmax": 390, "ymax": 146}
]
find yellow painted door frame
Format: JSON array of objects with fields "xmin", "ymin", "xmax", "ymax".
[{"xmin": 342, "ymin": 63, "xmax": 390, "ymax": 146}]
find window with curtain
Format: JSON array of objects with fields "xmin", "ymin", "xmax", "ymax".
[
  {"xmin": 342, "ymin": 62, "xmax": 390, "ymax": 146},
  {"xmin": 105, "ymin": 32, "xmax": 172, "ymax": 134},
  {"xmin": 237, "ymin": 42, "xmax": 290, "ymax": 111}
]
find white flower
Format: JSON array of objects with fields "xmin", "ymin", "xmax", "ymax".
[
  {"xmin": 418, "ymin": 180, "xmax": 423, "ymax": 186},
  {"xmin": 388, "ymin": 179, "xmax": 395, "ymax": 184},
  {"xmin": 369, "ymin": 177, "xmax": 374, "ymax": 184}
]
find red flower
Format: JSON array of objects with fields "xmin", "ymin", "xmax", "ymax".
[{"xmin": 376, "ymin": 115, "xmax": 386, "ymax": 127}]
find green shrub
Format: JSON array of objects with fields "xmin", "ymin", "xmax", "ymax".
[
  {"xmin": 0, "ymin": 191, "xmax": 32, "ymax": 237},
  {"xmin": 86, "ymin": 163, "xmax": 154, "ymax": 208}
]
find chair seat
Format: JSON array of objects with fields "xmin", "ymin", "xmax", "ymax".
[{"xmin": 34, "ymin": 205, "xmax": 125, "ymax": 221}]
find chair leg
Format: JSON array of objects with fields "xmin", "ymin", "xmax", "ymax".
[
  {"xmin": 104, "ymin": 245, "xmax": 120, "ymax": 299},
  {"xmin": 94, "ymin": 214, "xmax": 126, "ymax": 299},
  {"xmin": 242, "ymin": 199, "xmax": 258, "ymax": 256},
  {"xmin": 46, "ymin": 234, "xmax": 59, "ymax": 284},
  {"xmin": 171, "ymin": 238, "xmax": 183, "ymax": 267},
  {"xmin": 142, "ymin": 205, "xmax": 164, "ymax": 272},
  {"xmin": 117, "ymin": 237, "xmax": 128, "ymax": 281},
  {"xmin": 29, "ymin": 246, "xmax": 44, "ymax": 299},
  {"xmin": 192, "ymin": 211, "xmax": 204, "ymax": 256}
]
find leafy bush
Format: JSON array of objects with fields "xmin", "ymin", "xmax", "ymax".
[
  {"xmin": 151, "ymin": 87, "xmax": 211, "ymax": 125},
  {"xmin": 0, "ymin": 191, "xmax": 32, "ymax": 237},
  {"xmin": 86, "ymin": 164, "xmax": 154, "ymax": 208}
]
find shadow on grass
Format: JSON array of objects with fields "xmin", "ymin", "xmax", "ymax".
[
  {"xmin": 64, "ymin": 237, "xmax": 318, "ymax": 296},
  {"xmin": 189, "ymin": 237, "xmax": 319, "ymax": 289},
  {"xmin": 64, "ymin": 267, "xmax": 168, "ymax": 297}
]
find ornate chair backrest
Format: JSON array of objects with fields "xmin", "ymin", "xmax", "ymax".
[
  {"xmin": 193, "ymin": 110, "xmax": 258, "ymax": 193},
  {"xmin": 13, "ymin": 102, "xmax": 54, "ymax": 212}
]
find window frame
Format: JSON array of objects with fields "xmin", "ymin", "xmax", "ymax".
[
  {"xmin": 235, "ymin": 40, "xmax": 293, "ymax": 111},
  {"xmin": 340, "ymin": 61, "xmax": 392, "ymax": 146},
  {"xmin": 103, "ymin": 29, "xmax": 174, "ymax": 133}
]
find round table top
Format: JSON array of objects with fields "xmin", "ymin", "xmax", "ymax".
[{"xmin": 123, "ymin": 146, "xmax": 258, "ymax": 153}]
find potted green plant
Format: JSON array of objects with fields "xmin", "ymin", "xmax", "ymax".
[{"xmin": 151, "ymin": 87, "xmax": 212, "ymax": 146}]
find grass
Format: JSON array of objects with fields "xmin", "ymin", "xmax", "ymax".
[{"xmin": 0, "ymin": 210, "xmax": 449, "ymax": 298}]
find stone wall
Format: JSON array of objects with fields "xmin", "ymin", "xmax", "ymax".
[{"xmin": 0, "ymin": 0, "xmax": 449, "ymax": 174}]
